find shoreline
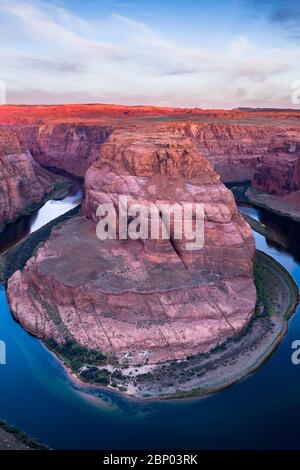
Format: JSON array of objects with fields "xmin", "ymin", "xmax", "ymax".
[
  {"xmin": 0, "ymin": 420, "xmax": 48, "ymax": 450},
  {"xmin": 240, "ymin": 212, "xmax": 278, "ymax": 243},
  {"xmin": 0, "ymin": 180, "xmax": 72, "ymax": 235},
  {"xmin": 42, "ymin": 250, "xmax": 299, "ymax": 401},
  {"xmin": 246, "ymin": 187, "xmax": 300, "ymax": 223},
  {"xmin": 228, "ymin": 182, "xmax": 300, "ymax": 223},
  {"xmin": 1, "ymin": 201, "xmax": 299, "ymax": 402},
  {"xmin": 0, "ymin": 206, "xmax": 81, "ymax": 283}
]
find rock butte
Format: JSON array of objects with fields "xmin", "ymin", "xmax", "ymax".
[
  {"xmin": 2, "ymin": 104, "xmax": 300, "ymax": 366},
  {"xmin": 7, "ymin": 126, "xmax": 256, "ymax": 365}
]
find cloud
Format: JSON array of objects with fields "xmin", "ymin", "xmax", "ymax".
[
  {"xmin": 269, "ymin": 3, "xmax": 300, "ymax": 39},
  {"xmin": 270, "ymin": 7, "xmax": 299, "ymax": 24},
  {"xmin": 114, "ymin": 13, "xmax": 213, "ymax": 75},
  {"xmin": 7, "ymin": 87, "xmax": 97, "ymax": 104},
  {"xmin": 228, "ymin": 36, "xmax": 288, "ymax": 82},
  {"xmin": 246, "ymin": 0, "xmax": 300, "ymax": 39},
  {"xmin": 22, "ymin": 58, "xmax": 87, "ymax": 73},
  {"xmin": 114, "ymin": 15, "xmax": 290, "ymax": 82},
  {"xmin": 0, "ymin": 0, "xmax": 299, "ymax": 108},
  {"xmin": 157, "ymin": 68, "xmax": 199, "ymax": 76},
  {"xmin": 0, "ymin": 0, "xmax": 126, "ymax": 60},
  {"xmin": 269, "ymin": 2, "xmax": 300, "ymax": 25}
]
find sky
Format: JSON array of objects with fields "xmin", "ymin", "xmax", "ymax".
[{"xmin": 0, "ymin": 0, "xmax": 300, "ymax": 108}]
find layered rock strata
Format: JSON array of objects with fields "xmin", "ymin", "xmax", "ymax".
[
  {"xmin": 0, "ymin": 128, "xmax": 63, "ymax": 229},
  {"xmin": 172, "ymin": 123, "xmax": 286, "ymax": 183},
  {"xmin": 7, "ymin": 127, "xmax": 256, "ymax": 366},
  {"xmin": 16, "ymin": 124, "xmax": 112, "ymax": 177},
  {"xmin": 248, "ymin": 132, "xmax": 300, "ymax": 220}
]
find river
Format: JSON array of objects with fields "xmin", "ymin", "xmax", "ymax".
[{"xmin": 0, "ymin": 198, "xmax": 299, "ymax": 449}]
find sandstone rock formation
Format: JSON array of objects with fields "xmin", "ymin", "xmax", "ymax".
[
  {"xmin": 3, "ymin": 105, "xmax": 300, "ymax": 184},
  {"xmin": 7, "ymin": 126, "xmax": 256, "ymax": 366},
  {"xmin": 4, "ymin": 104, "xmax": 300, "ymax": 368},
  {"xmin": 0, "ymin": 128, "xmax": 63, "ymax": 229},
  {"xmin": 172, "ymin": 122, "xmax": 285, "ymax": 183},
  {"xmin": 20, "ymin": 121, "xmax": 278, "ymax": 182},
  {"xmin": 18, "ymin": 124, "xmax": 112, "ymax": 177},
  {"xmin": 248, "ymin": 132, "xmax": 300, "ymax": 220},
  {"xmin": 252, "ymin": 132, "xmax": 300, "ymax": 195}
]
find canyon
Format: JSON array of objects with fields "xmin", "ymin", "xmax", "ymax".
[
  {"xmin": 1, "ymin": 104, "xmax": 300, "ymax": 371},
  {"xmin": 0, "ymin": 127, "xmax": 65, "ymax": 230}
]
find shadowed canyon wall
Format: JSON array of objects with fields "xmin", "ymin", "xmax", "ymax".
[{"xmin": 0, "ymin": 128, "xmax": 63, "ymax": 228}]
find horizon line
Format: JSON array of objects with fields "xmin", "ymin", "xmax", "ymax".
[{"xmin": 0, "ymin": 103, "xmax": 300, "ymax": 112}]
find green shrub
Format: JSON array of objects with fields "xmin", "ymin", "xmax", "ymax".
[{"xmin": 79, "ymin": 367, "xmax": 110, "ymax": 385}]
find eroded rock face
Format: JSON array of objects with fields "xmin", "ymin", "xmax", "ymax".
[
  {"xmin": 7, "ymin": 126, "xmax": 256, "ymax": 366},
  {"xmin": 252, "ymin": 133, "xmax": 300, "ymax": 195},
  {"xmin": 0, "ymin": 128, "xmax": 62, "ymax": 228},
  {"xmin": 171, "ymin": 123, "xmax": 281, "ymax": 183},
  {"xmin": 17, "ymin": 124, "xmax": 112, "ymax": 177},
  {"xmin": 247, "ymin": 133, "xmax": 300, "ymax": 220},
  {"xmin": 82, "ymin": 126, "xmax": 254, "ymax": 274},
  {"xmin": 3, "ymin": 105, "xmax": 300, "ymax": 184}
]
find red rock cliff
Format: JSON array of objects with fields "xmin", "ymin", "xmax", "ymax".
[
  {"xmin": 0, "ymin": 128, "xmax": 63, "ymax": 229},
  {"xmin": 171, "ymin": 122, "xmax": 288, "ymax": 183},
  {"xmin": 246, "ymin": 132, "xmax": 300, "ymax": 220},
  {"xmin": 16, "ymin": 124, "xmax": 112, "ymax": 177},
  {"xmin": 252, "ymin": 132, "xmax": 300, "ymax": 195}
]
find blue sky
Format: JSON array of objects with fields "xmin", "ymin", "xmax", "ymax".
[{"xmin": 0, "ymin": 0, "xmax": 300, "ymax": 107}]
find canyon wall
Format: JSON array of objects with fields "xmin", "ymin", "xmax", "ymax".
[
  {"xmin": 172, "ymin": 123, "xmax": 288, "ymax": 183},
  {"xmin": 16, "ymin": 124, "xmax": 112, "ymax": 177},
  {"xmin": 247, "ymin": 132, "xmax": 300, "ymax": 221},
  {"xmin": 0, "ymin": 128, "xmax": 63, "ymax": 229},
  {"xmin": 252, "ymin": 133, "xmax": 300, "ymax": 195},
  {"xmin": 3, "ymin": 105, "xmax": 300, "ymax": 186},
  {"xmin": 17, "ymin": 121, "xmax": 280, "ymax": 182}
]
